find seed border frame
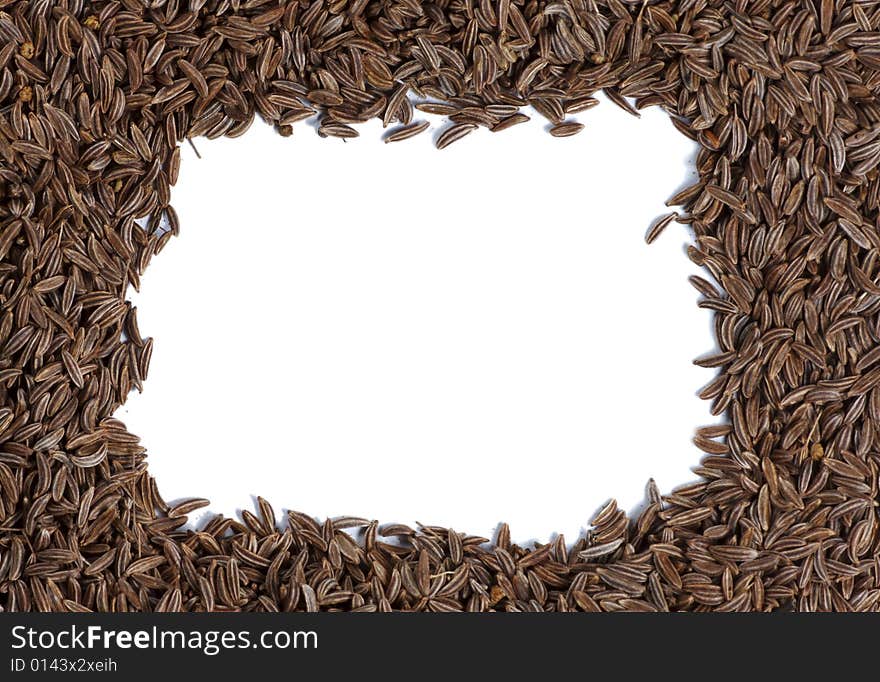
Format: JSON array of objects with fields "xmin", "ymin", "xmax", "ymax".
[{"xmin": 0, "ymin": 0, "xmax": 878, "ymax": 612}]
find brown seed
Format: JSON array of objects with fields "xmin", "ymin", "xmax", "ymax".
[
  {"xmin": 645, "ymin": 212, "xmax": 678, "ymax": 244},
  {"xmin": 435, "ymin": 123, "xmax": 477, "ymax": 150},
  {"xmin": 549, "ymin": 121, "xmax": 584, "ymax": 137},
  {"xmin": 491, "ymin": 113, "xmax": 530, "ymax": 132},
  {"xmin": 384, "ymin": 121, "xmax": 430, "ymax": 143},
  {"xmin": 318, "ymin": 122, "xmax": 359, "ymax": 139}
]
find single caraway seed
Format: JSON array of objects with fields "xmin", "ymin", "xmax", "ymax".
[
  {"xmin": 384, "ymin": 121, "xmax": 431, "ymax": 143},
  {"xmin": 435, "ymin": 123, "xmax": 478, "ymax": 149},
  {"xmin": 491, "ymin": 113, "xmax": 531, "ymax": 132},
  {"xmin": 645, "ymin": 212, "xmax": 679, "ymax": 244},
  {"xmin": 549, "ymin": 121, "xmax": 585, "ymax": 137}
]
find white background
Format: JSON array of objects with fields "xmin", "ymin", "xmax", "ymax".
[{"xmin": 120, "ymin": 94, "xmax": 716, "ymax": 543}]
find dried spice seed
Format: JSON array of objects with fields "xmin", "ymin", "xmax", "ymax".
[
  {"xmin": 491, "ymin": 114, "xmax": 531, "ymax": 133},
  {"xmin": 384, "ymin": 121, "xmax": 430, "ymax": 144},
  {"xmin": 645, "ymin": 213, "xmax": 679, "ymax": 245},
  {"xmin": 549, "ymin": 121, "xmax": 585, "ymax": 138},
  {"xmin": 435, "ymin": 123, "xmax": 478, "ymax": 150}
]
